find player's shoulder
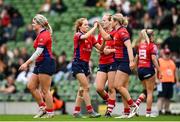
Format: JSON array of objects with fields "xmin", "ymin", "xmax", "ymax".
[
  {"xmin": 75, "ymin": 32, "xmax": 83, "ymax": 36},
  {"xmin": 39, "ymin": 30, "xmax": 51, "ymax": 38},
  {"xmin": 109, "ymin": 29, "xmax": 116, "ymax": 35},
  {"xmin": 118, "ymin": 27, "xmax": 129, "ymax": 36}
]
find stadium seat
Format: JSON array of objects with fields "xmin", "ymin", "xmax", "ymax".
[
  {"xmin": 0, "ymin": 93, "xmax": 9, "ymax": 101},
  {"xmin": 21, "ymin": 93, "xmax": 33, "ymax": 101}
]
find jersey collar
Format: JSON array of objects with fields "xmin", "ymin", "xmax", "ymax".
[{"xmin": 40, "ymin": 29, "xmax": 46, "ymax": 33}]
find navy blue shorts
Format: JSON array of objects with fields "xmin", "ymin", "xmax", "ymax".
[
  {"xmin": 138, "ymin": 67, "xmax": 155, "ymax": 81},
  {"xmin": 158, "ymin": 82, "xmax": 174, "ymax": 99},
  {"xmin": 33, "ymin": 58, "xmax": 56, "ymax": 76},
  {"xmin": 98, "ymin": 62, "xmax": 117, "ymax": 73},
  {"xmin": 115, "ymin": 60, "xmax": 131, "ymax": 75},
  {"xmin": 72, "ymin": 59, "xmax": 90, "ymax": 77}
]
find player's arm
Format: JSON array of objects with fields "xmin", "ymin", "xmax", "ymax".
[
  {"xmin": 27, "ymin": 47, "xmax": 44, "ymax": 64},
  {"xmin": 124, "ymin": 39, "xmax": 135, "ymax": 70},
  {"xmin": 80, "ymin": 23, "xmax": 97, "ymax": 40},
  {"xmin": 151, "ymin": 54, "xmax": 162, "ymax": 79},
  {"xmin": 103, "ymin": 46, "xmax": 116, "ymax": 55},
  {"xmin": 19, "ymin": 47, "xmax": 44, "ymax": 71},
  {"xmin": 94, "ymin": 40, "xmax": 106, "ymax": 51},
  {"xmin": 134, "ymin": 54, "xmax": 139, "ymax": 67},
  {"xmin": 98, "ymin": 23, "xmax": 112, "ymax": 41}
]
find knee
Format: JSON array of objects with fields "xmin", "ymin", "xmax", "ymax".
[
  {"xmin": 80, "ymin": 86, "xmax": 90, "ymax": 94},
  {"xmin": 96, "ymin": 87, "xmax": 104, "ymax": 93},
  {"xmin": 41, "ymin": 88, "xmax": 49, "ymax": 96},
  {"xmin": 115, "ymin": 85, "xmax": 123, "ymax": 91},
  {"xmin": 108, "ymin": 87, "xmax": 115, "ymax": 94},
  {"xmin": 27, "ymin": 83, "xmax": 36, "ymax": 92}
]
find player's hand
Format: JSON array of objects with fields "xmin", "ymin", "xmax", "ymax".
[
  {"xmin": 93, "ymin": 21, "xmax": 98, "ymax": 28},
  {"xmin": 129, "ymin": 60, "xmax": 135, "ymax": 70},
  {"xmin": 19, "ymin": 63, "xmax": 28, "ymax": 71},
  {"xmin": 158, "ymin": 70, "xmax": 162, "ymax": 79}
]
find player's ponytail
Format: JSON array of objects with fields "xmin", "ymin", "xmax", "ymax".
[
  {"xmin": 33, "ymin": 14, "xmax": 53, "ymax": 35},
  {"xmin": 46, "ymin": 23, "xmax": 53, "ymax": 35},
  {"xmin": 123, "ymin": 16, "xmax": 128, "ymax": 27},
  {"xmin": 74, "ymin": 18, "xmax": 87, "ymax": 33},
  {"xmin": 141, "ymin": 29, "xmax": 154, "ymax": 44}
]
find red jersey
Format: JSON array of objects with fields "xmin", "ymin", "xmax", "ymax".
[
  {"xmin": 113, "ymin": 27, "xmax": 130, "ymax": 62},
  {"xmin": 137, "ymin": 42, "xmax": 158, "ymax": 68},
  {"xmin": 73, "ymin": 32, "xmax": 97, "ymax": 62},
  {"xmin": 33, "ymin": 30, "xmax": 53, "ymax": 62},
  {"xmin": 98, "ymin": 30, "xmax": 115, "ymax": 64}
]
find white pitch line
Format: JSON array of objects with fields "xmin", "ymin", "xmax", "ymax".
[{"xmin": 0, "ymin": 120, "xmax": 179, "ymax": 122}]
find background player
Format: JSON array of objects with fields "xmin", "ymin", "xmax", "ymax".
[{"xmin": 132, "ymin": 29, "xmax": 162, "ymax": 117}]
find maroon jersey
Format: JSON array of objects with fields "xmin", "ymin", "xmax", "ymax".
[
  {"xmin": 33, "ymin": 30, "xmax": 53, "ymax": 62},
  {"xmin": 113, "ymin": 27, "xmax": 130, "ymax": 62},
  {"xmin": 98, "ymin": 30, "xmax": 115, "ymax": 64},
  {"xmin": 138, "ymin": 42, "xmax": 158, "ymax": 68},
  {"xmin": 73, "ymin": 32, "xmax": 97, "ymax": 62}
]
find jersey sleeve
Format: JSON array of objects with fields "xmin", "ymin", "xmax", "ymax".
[
  {"xmin": 75, "ymin": 32, "xmax": 83, "ymax": 41},
  {"xmin": 150, "ymin": 44, "xmax": 158, "ymax": 55},
  {"xmin": 119, "ymin": 29, "xmax": 130, "ymax": 42},
  {"xmin": 37, "ymin": 34, "xmax": 49, "ymax": 47}
]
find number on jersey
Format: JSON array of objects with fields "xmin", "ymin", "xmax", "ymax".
[{"xmin": 139, "ymin": 49, "xmax": 146, "ymax": 59}]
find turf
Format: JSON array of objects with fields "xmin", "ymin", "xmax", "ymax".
[{"xmin": 0, "ymin": 115, "xmax": 180, "ymax": 121}]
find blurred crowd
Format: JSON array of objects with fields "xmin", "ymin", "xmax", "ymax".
[{"xmin": 0, "ymin": 0, "xmax": 24, "ymax": 45}]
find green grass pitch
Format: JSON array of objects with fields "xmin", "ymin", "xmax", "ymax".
[{"xmin": 0, "ymin": 115, "xmax": 180, "ymax": 121}]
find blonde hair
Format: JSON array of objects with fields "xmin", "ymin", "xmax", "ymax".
[
  {"xmin": 74, "ymin": 18, "xmax": 87, "ymax": 32},
  {"xmin": 33, "ymin": 14, "xmax": 52, "ymax": 34},
  {"xmin": 113, "ymin": 13, "xmax": 128, "ymax": 26},
  {"xmin": 140, "ymin": 29, "xmax": 154, "ymax": 44}
]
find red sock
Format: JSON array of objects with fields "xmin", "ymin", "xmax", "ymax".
[
  {"xmin": 86, "ymin": 105, "xmax": 93, "ymax": 113},
  {"xmin": 46, "ymin": 108, "xmax": 54, "ymax": 113},
  {"xmin": 124, "ymin": 108, "xmax": 130, "ymax": 115},
  {"xmin": 39, "ymin": 102, "xmax": 46, "ymax": 107},
  {"xmin": 74, "ymin": 106, "xmax": 81, "ymax": 114},
  {"xmin": 102, "ymin": 93, "xmax": 109, "ymax": 101},
  {"xmin": 107, "ymin": 99, "xmax": 115, "ymax": 113},
  {"xmin": 146, "ymin": 108, "xmax": 151, "ymax": 114},
  {"xmin": 127, "ymin": 99, "xmax": 134, "ymax": 106},
  {"xmin": 136, "ymin": 96, "xmax": 144, "ymax": 106}
]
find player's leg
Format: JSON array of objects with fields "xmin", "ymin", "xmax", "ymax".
[
  {"xmin": 73, "ymin": 85, "xmax": 84, "ymax": 117},
  {"xmin": 136, "ymin": 80, "xmax": 146, "ymax": 107},
  {"xmin": 145, "ymin": 75, "xmax": 156, "ymax": 117},
  {"xmin": 39, "ymin": 74, "xmax": 54, "ymax": 118},
  {"xmin": 76, "ymin": 73, "xmax": 101, "ymax": 118},
  {"xmin": 27, "ymin": 73, "xmax": 46, "ymax": 118},
  {"xmin": 114, "ymin": 71, "xmax": 136, "ymax": 106},
  {"xmin": 105, "ymin": 71, "xmax": 116, "ymax": 117},
  {"xmin": 115, "ymin": 76, "xmax": 130, "ymax": 118},
  {"xmin": 95, "ymin": 71, "xmax": 108, "ymax": 102}
]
